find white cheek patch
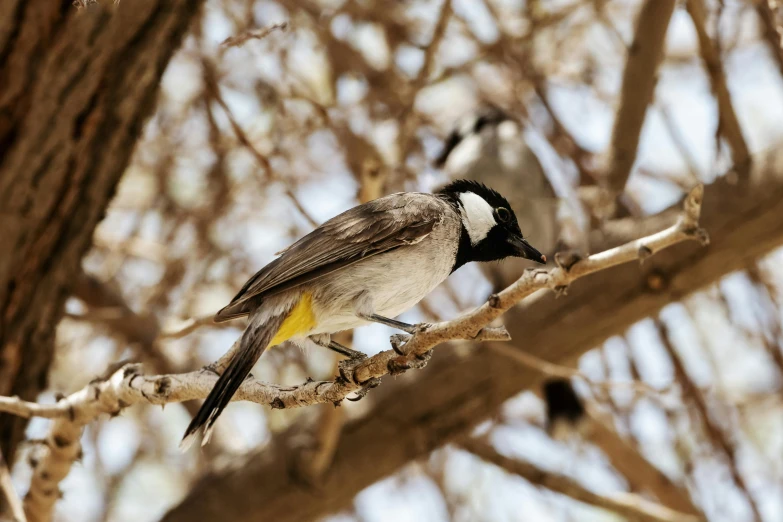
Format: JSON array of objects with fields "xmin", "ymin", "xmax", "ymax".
[{"xmin": 459, "ymin": 192, "xmax": 497, "ymax": 245}]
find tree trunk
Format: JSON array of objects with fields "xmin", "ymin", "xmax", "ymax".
[
  {"xmin": 0, "ymin": 0, "xmax": 202, "ymax": 466},
  {"xmin": 164, "ymin": 168, "xmax": 783, "ymax": 522}
]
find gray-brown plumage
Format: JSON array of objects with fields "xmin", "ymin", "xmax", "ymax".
[{"xmin": 215, "ymin": 193, "xmax": 444, "ymax": 322}]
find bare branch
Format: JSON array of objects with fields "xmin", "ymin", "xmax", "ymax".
[
  {"xmin": 606, "ymin": 0, "xmax": 676, "ymax": 193},
  {"xmin": 71, "ymin": 272, "xmax": 203, "ymax": 420},
  {"xmin": 686, "ymin": 0, "xmax": 750, "ymax": 178},
  {"xmin": 491, "ymin": 343, "xmax": 669, "ymax": 399},
  {"xmin": 200, "ymin": 58, "xmax": 320, "ymax": 228},
  {"xmin": 584, "ymin": 410, "xmax": 701, "ymax": 516},
  {"xmin": 220, "ymin": 21, "xmax": 288, "ymax": 48},
  {"xmin": 398, "ymin": 0, "xmax": 453, "ymax": 162},
  {"xmin": 460, "ymin": 437, "xmax": 704, "ymax": 522},
  {"xmin": 0, "ymin": 449, "xmax": 25, "ymax": 522},
  {"xmin": 655, "ymin": 319, "xmax": 764, "ymax": 522},
  {"xmin": 159, "ymin": 314, "xmax": 225, "ymax": 340},
  {"xmin": 22, "ymin": 420, "xmax": 81, "ymax": 522},
  {"xmin": 756, "ymin": 0, "xmax": 783, "ymax": 79}
]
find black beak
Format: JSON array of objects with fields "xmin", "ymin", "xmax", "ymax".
[{"xmin": 508, "ymin": 235, "xmax": 546, "ymax": 264}]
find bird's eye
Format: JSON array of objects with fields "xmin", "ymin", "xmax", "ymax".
[{"xmin": 496, "ymin": 207, "xmax": 511, "ymax": 223}]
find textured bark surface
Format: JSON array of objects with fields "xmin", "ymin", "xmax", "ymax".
[
  {"xmin": 0, "ymin": 0, "xmax": 202, "ymax": 465},
  {"xmin": 164, "ymin": 171, "xmax": 783, "ymax": 522}
]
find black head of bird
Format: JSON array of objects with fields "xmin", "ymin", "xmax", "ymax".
[{"xmin": 437, "ymin": 179, "xmax": 546, "ymax": 271}]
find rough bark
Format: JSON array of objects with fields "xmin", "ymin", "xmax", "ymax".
[
  {"xmin": 0, "ymin": 0, "xmax": 203, "ymax": 465},
  {"xmin": 163, "ymin": 169, "xmax": 783, "ymax": 522}
]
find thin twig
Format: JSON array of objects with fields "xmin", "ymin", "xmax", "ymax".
[
  {"xmin": 0, "ymin": 448, "xmax": 26, "ymax": 522},
  {"xmin": 655, "ymin": 319, "xmax": 763, "ymax": 522},
  {"xmin": 220, "ymin": 22, "xmax": 288, "ymax": 49},
  {"xmin": 201, "ymin": 59, "xmax": 320, "ymax": 228},
  {"xmin": 460, "ymin": 437, "xmax": 704, "ymax": 522},
  {"xmin": 159, "ymin": 315, "xmax": 226, "ymax": 340},
  {"xmin": 658, "ymin": 103, "xmax": 702, "ymax": 184},
  {"xmin": 398, "ymin": 0, "xmax": 453, "ymax": 162},
  {"xmin": 606, "ymin": 0, "xmax": 676, "ymax": 194},
  {"xmin": 490, "ymin": 343, "xmax": 672, "ymax": 399},
  {"xmin": 755, "ymin": 1, "xmax": 783, "ymax": 80},
  {"xmin": 686, "ymin": 0, "xmax": 750, "ymax": 179}
]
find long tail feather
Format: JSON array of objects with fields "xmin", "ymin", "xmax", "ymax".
[{"xmin": 180, "ymin": 312, "xmax": 287, "ymax": 449}]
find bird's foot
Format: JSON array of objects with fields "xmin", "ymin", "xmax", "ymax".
[
  {"xmin": 390, "ymin": 333, "xmax": 411, "ymax": 354},
  {"xmin": 347, "ymin": 377, "xmax": 381, "ymax": 402},
  {"xmin": 389, "ymin": 323, "xmax": 431, "ymax": 354},
  {"xmin": 338, "ymin": 352, "xmax": 368, "ymax": 384},
  {"xmin": 402, "ymin": 322, "xmax": 432, "ymax": 335},
  {"xmin": 387, "ymin": 350, "xmax": 433, "ymax": 375}
]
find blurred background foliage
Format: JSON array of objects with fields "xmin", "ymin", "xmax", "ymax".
[{"xmin": 8, "ymin": 0, "xmax": 783, "ymax": 520}]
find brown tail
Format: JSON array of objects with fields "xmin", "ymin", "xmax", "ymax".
[{"xmin": 180, "ymin": 312, "xmax": 286, "ymax": 449}]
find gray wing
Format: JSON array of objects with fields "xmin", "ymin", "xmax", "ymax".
[{"xmin": 214, "ymin": 192, "xmax": 447, "ymax": 322}]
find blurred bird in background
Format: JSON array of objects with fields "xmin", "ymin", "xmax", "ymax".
[
  {"xmin": 436, "ymin": 104, "xmax": 562, "ymax": 290},
  {"xmin": 542, "ymin": 378, "xmax": 591, "ymax": 442}
]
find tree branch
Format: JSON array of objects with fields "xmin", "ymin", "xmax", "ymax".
[
  {"xmin": 756, "ymin": 0, "xmax": 783, "ymax": 80},
  {"xmin": 200, "ymin": 57, "xmax": 320, "ymax": 228},
  {"xmin": 541, "ymin": 378, "xmax": 699, "ymax": 515},
  {"xmin": 460, "ymin": 437, "xmax": 704, "ymax": 522},
  {"xmin": 583, "ymin": 410, "xmax": 701, "ymax": 516},
  {"xmin": 655, "ymin": 320, "xmax": 763, "ymax": 521},
  {"xmin": 686, "ymin": 0, "xmax": 750, "ymax": 178},
  {"xmin": 158, "ymin": 314, "xmax": 226, "ymax": 340},
  {"xmin": 0, "ymin": 186, "xmax": 705, "ymax": 520},
  {"xmin": 0, "ymin": 449, "xmax": 25, "ymax": 522},
  {"xmin": 493, "ymin": 345, "xmax": 669, "ymax": 404},
  {"xmin": 606, "ymin": 0, "xmax": 676, "ymax": 193},
  {"xmin": 219, "ymin": 21, "xmax": 288, "ymax": 48}
]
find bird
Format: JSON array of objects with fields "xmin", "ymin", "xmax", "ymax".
[
  {"xmin": 542, "ymin": 378, "xmax": 590, "ymax": 442},
  {"xmin": 436, "ymin": 105, "xmax": 561, "ymax": 286},
  {"xmin": 181, "ymin": 179, "xmax": 546, "ymax": 448}
]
